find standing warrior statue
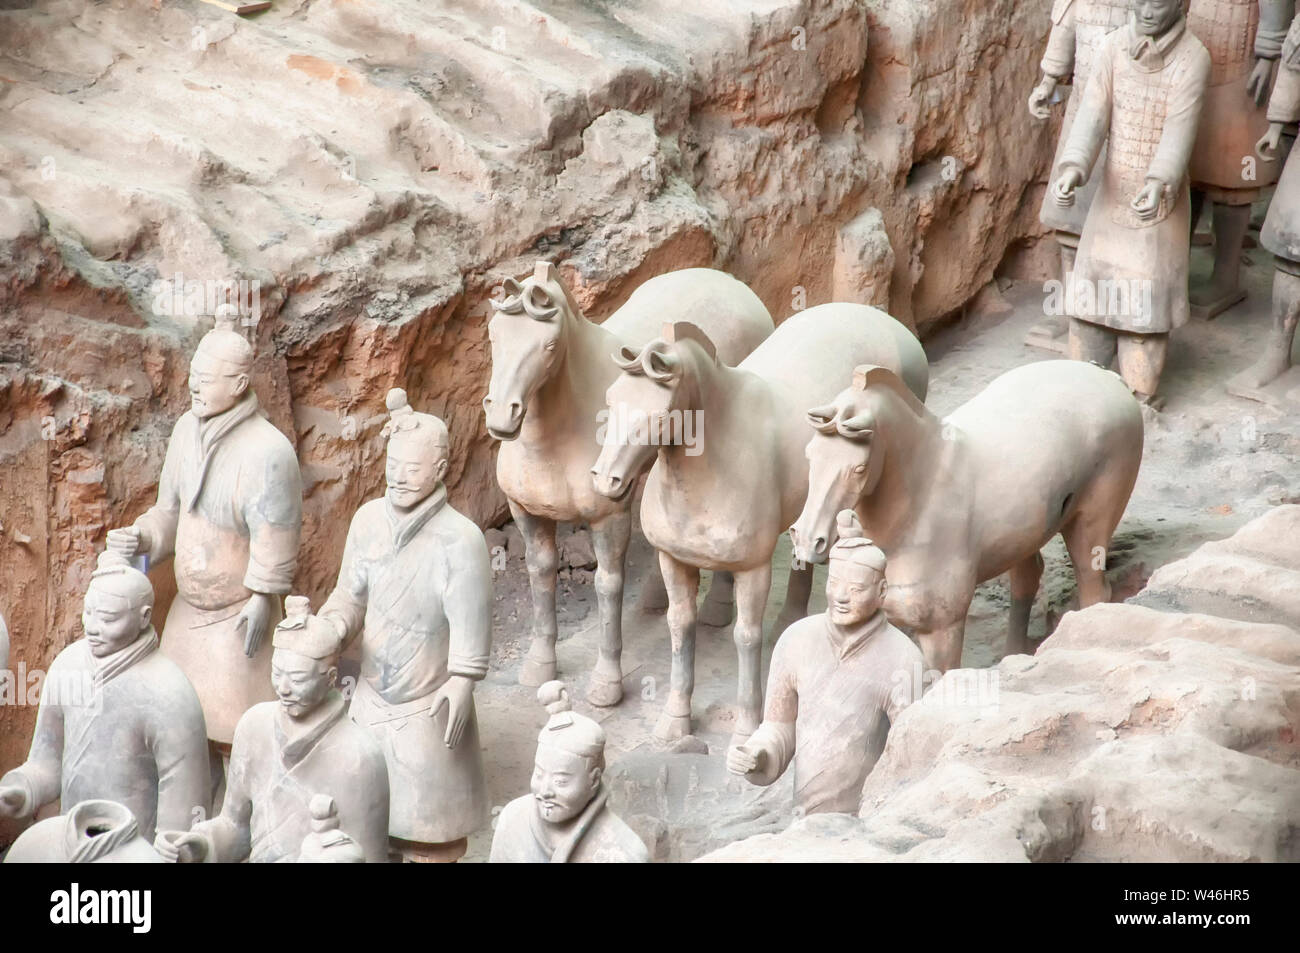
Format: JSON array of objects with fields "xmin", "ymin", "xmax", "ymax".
[
  {"xmin": 1234, "ymin": 11, "xmax": 1300, "ymax": 406},
  {"xmin": 1185, "ymin": 0, "xmax": 1293, "ymax": 318},
  {"xmin": 1027, "ymin": 0, "xmax": 1133, "ymax": 351},
  {"xmin": 1052, "ymin": 0, "xmax": 1212, "ymax": 405},
  {"xmin": 320, "ymin": 389, "xmax": 492, "ymax": 863},
  {"xmin": 106, "ymin": 309, "xmax": 302, "ymax": 763},
  {"xmin": 727, "ymin": 512, "xmax": 923, "ymax": 816},
  {"xmin": 0, "ymin": 552, "xmax": 210, "ymax": 844}
]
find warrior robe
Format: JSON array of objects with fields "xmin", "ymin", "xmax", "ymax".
[
  {"xmin": 744, "ymin": 610, "xmax": 923, "ymax": 816},
  {"xmin": 5, "ymin": 799, "xmax": 164, "ymax": 863},
  {"xmin": 0, "ymin": 629, "xmax": 210, "ymax": 844},
  {"xmin": 1262, "ymin": 14, "xmax": 1300, "ymax": 264},
  {"xmin": 1186, "ymin": 0, "xmax": 1290, "ymax": 197},
  {"xmin": 489, "ymin": 786, "xmax": 650, "ymax": 863},
  {"xmin": 1039, "ymin": 0, "xmax": 1134, "ymax": 234},
  {"xmin": 1059, "ymin": 17, "xmax": 1212, "ymax": 333},
  {"xmin": 320, "ymin": 483, "xmax": 491, "ymax": 844},
  {"xmin": 190, "ymin": 690, "xmax": 390, "ymax": 863},
  {"xmin": 134, "ymin": 391, "xmax": 301, "ymax": 745}
]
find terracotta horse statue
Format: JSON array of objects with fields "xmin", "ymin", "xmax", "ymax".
[
  {"xmin": 484, "ymin": 262, "xmax": 773, "ymax": 706},
  {"xmin": 590, "ymin": 304, "xmax": 928, "ymax": 743},
  {"xmin": 789, "ymin": 359, "xmax": 1143, "ymax": 672}
]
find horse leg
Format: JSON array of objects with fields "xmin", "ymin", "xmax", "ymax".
[
  {"xmin": 587, "ymin": 510, "xmax": 631, "ymax": 707},
  {"xmin": 1005, "ymin": 551, "xmax": 1044, "ymax": 657},
  {"xmin": 655, "ymin": 553, "xmax": 700, "ymax": 742},
  {"xmin": 916, "ymin": 616, "xmax": 967, "ymax": 675},
  {"xmin": 774, "ymin": 562, "xmax": 814, "ymax": 635},
  {"xmin": 1062, "ymin": 507, "xmax": 1117, "ymax": 608},
  {"xmin": 510, "ymin": 500, "xmax": 559, "ymax": 687},
  {"xmin": 731, "ymin": 563, "xmax": 773, "ymax": 745},
  {"xmin": 698, "ymin": 571, "xmax": 735, "ymax": 627},
  {"xmin": 637, "ymin": 558, "xmax": 669, "ymax": 612}
]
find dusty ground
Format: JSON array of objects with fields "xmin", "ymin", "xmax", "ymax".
[{"xmin": 458, "ymin": 231, "xmax": 1300, "ymax": 862}]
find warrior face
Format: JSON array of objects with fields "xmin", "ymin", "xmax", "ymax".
[
  {"xmin": 1134, "ymin": 0, "xmax": 1180, "ymax": 37},
  {"xmin": 188, "ymin": 351, "xmax": 249, "ymax": 420},
  {"xmin": 531, "ymin": 744, "xmax": 600, "ymax": 826},
  {"xmin": 271, "ymin": 648, "xmax": 337, "ymax": 719},
  {"xmin": 385, "ymin": 437, "xmax": 448, "ymax": 510},
  {"xmin": 825, "ymin": 562, "xmax": 887, "ymax": 629},
  {"xmin": 82, "ymin": 584, "xmax": 151, "ymax": 658}
]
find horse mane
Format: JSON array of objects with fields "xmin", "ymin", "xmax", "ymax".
[
  {"xmin": 851, "ymin": 364, "xmax": 928, "ymax": 419},
  {"xmin": 492, "ymin": 260, "xmax": 587, "ymax": 324},
  {"xmin": 660, "ymin": 321, "xmax": 717, "ymax": 362}
]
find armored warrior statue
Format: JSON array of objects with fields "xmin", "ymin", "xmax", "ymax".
[
  {"xmin": 727, "ymin": 512, "xmax": 923, "ymax": 815},
  {"xmin": 0, "ymin": 552, "xmax": 209, "ymax": 844},
  {"xmin": 1027, "ymin": 0, "xmax": 1134, "ymax": 351},
  {"xmin": 320, "ymin": 389, "xmax": 491, "ymax": 863},
  {"xmin": 153, "ymin": 597, "xmax": 390, "ymax": 863},
  {"xmin": 1052, "ymin": 0, "xmax": 1212, "ymax": 405},
  {"xmin": 1185, "ymin": 0, "xmax": 1293, "ymax": 318},
  {"xmin": 1232, "ymin": 10, "xmax": 1300, "ymax": 406},
  {"xmin": 490, "ymin": 681, "xmax": 649, "ymax": 863},
  {"xmin": 106, "ymin": 310, "xmax": 302, "ymax": 762}
]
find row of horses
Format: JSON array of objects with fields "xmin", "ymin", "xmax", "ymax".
[{"xmin": 483, "ymin": 262, "xmax": 1144, "ymax": 745}]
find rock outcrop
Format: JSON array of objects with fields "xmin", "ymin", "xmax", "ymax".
[{"xmin": 701, "ymin": 506, "xmax": 1300, "ymax": 862}]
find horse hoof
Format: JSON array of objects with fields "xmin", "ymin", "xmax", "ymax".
[
  {"xmin": 653, "ymin": 713, "xmax": 692, "ymax": 743},
  {"xmin": 586, "ymin": 676, "xmax": 624, "ymax": 708},
  {"xmin": 519, "ymin": 657, "xmax": 558, "ymax": 687},
  {"xmin": 697, "ymin": 599, "xmax": 734, "ymax": 628}
]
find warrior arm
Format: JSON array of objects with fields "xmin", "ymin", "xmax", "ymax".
[
  {"xmin": 1256, "ymin": 1, "xmax": 1297, "ymax": 59},
  {"xmin": 0, "ymin": 657, "xmax": 69, "ymax": 816},
  {"xmin": 318, "ymin": 516, "xmax": 368, "ymax": 650},
  {"xmin": 240, "ymin": 440, "xmax": 302, "ymax": 595},
  {"xmin": 1268, "ymin": 20, "xmax": 1300, "ymax": 123},
  {"xmin": 1057, "ymin": 37, "xmax": 1115, "ymax": 180},
  {"xmin": 744, "ymin": 635, "xmax": 798, "ymax": 786},
  {"xmin": 148, "ymin": 688, "xmax": 212, "ymax": 835},
  {"xmin": 1145, "ymin": 44, "xmax": 1212, "ymax": 189},
  {"xmin": 443, "ymin": 525, "xmax": 493, "ymax": 680},
  {"xmin": 189, "ymin": 719, "xmax": 255, "ymax": 863},
  {"xmin": 1040, "ymin": 0, "xmax": 1077, "ymax": 80},
  {"xmin": 133, "ymin": 419, "xmax": 187, "ymax": 564}
]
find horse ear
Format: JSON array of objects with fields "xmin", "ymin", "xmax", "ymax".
[
  {"xmin": 837, "ymin": 413, "xmax": 874, "ymax": 441},
  {"xmin": 644, "ymin": 348, "xmax": 680, "ymax": 382},
  {"xmin": 806, "ymin": 403, "xmax": 838, "ymax": 432},
  {"xmin": 524, "ymin": 284, "xmax": 559, "ymax": 321},
  {"xmin": 612, "ymin": 346, "xmax": 643, "ymax": 373},
  {"xmin": 493, "ymin": 277, "xmax": 524, "ymax": 313}
]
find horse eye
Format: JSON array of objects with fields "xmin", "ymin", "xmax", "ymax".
[
  {"xmin": 545, "ymin": 341, "xmax": 557, "ymax": 351},
  {"xmin": 853, "ymin": 464, "xmax": 867, "ymax": 474}
]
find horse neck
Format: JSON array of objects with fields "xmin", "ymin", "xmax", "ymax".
[
  {"xmin": 859, "ymin": 389, "xmax": 944, "ymax": 540},
  {"xmin": 652, "ymin": 358, "xmax": 757, "ymax": 484},
  {"xmin": 524, "ymin": 309, "xmax": 617, "ymax": 442}
]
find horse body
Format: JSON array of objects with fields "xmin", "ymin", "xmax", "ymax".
[
  {"xmin": 792, "ymin": 359, "xmax": 1143, "ymax": 672},
  {"xmin": 593, "ymin": 303, "xmax": 928, "ymax": 743},
  {"xmin": 485, "ymin": 263, "xmax": 772, "ymax": 705}
]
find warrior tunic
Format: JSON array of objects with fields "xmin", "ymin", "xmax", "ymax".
[
  {"xmin": 1039, "ymin": 0, "xmax": 1134, "ymax": 234},
  {"xmin": 191, "ymin": 691, "xmax": 390, "ymax": 863},
  {"xmin": 1186, "ymin": 0, "xmax": 1290, "ymax": 198},
  {"xmin": 489, "ymin": 786, "xmax": 650, "ymax": 863},
  {"xmin": 0, "ymin": 630, "xmax": 210, "ymax": 844},
  {"xmin": 320, "ymin": 484, "xmax": 491, "ymax": 844},
  {"xmin": 1059, "ymin": 18, "xmax": 1212, "ymax": 334},
  {"xmin": 744, "ymin": 610, "xmax": 924, "ymax": 816},
  {"xmin": 1262, "ymin": 15, "xmax": 1300, "ymax": 264},
  {"xmin": 134, "ymin": 392, "xmax": 301, "ymax": 745}
]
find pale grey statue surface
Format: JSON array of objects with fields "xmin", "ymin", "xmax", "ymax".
[
  {"xmin": 4, "ymin": 799, "xmax": 164, "ymax": 863},
  {"xmin": 489, "ymin": 681, "xmax": 649, "ymax": 863},
  {"xmin": 321, "ymin": 389, "xmax": 489, "ymax": 862},
  {"xmin": 484, "ymin": 262, "xmax": 773, "ymax": 707},
  {"xmin": 0, "ymin": 552, "xmax": 209, "ymax": 845},
  {"xmin": 790, "ymin": 360, "xmax": 1143, "ymax": 673},
  {"xmin": 590, "ymin": 305, "xmax": 928, "ymax": 744}
]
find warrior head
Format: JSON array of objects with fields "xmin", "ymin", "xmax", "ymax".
[
  {"xmin": 271, "ymin": 596, "xmax": 341, "ymax": 720},
  {"xmin": 530, "ymin": 681, "xmax": 606, "ymax": 825},
  {"xmin": 382, "ymin": 388, "xmax": 450, "ymax": 511},
  {"xmin": 82, "ymin": 551, "xmax": 155, "ymax": 658},
  {"xmin": 188, "ymin": 305, "xmax": 254, "ymax": 420},
  {"xmin": 1133, "ymin": 0, "xmax": 1181, "ymax": 38},
  {"xmin": 825, "ymin": 510, "xmax": 889, "ymax": 629}
]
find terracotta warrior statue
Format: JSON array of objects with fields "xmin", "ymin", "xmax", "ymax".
[
  {"xmin": 320, "ymin": 388, "xmax": 490, "ymax": 863},
  {"xmin": 727, "ymin": 512, "xmax": 923, "ymax": 815},
  {"xmin": 1027, "ymin": 0, "xmax": 1134, "ymax": 351},
  {"xmin": 0, "ymin": 551, "xmax": 209, "ymax": 844},
  {"xmin": 4, "ymin": 799, "xmax": 164, "ymax": 863},
  {"xmin": 1233, "ymin": 11, "xmax": 1300, "ymax": 406},
  {"xmin": 1052, "ymin": 0, "xmax": 1212, "ymax": 405},
  {"xmin": 153, "ymin": 596, "xmax": 390, "ymax": 863},
  {"xmin": 1186, "ymin": 0, "xmax": 1292, "ymax": 318},
  {"xmin": 106, "ymin": 309, "xmax": 302, "ymax": 762},
  {"xmin": 489, "ymin": 681, "xmax": 649, "ymax": 863}
]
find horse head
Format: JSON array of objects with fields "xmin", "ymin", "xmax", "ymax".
[
  {"xmin": 483, "ymin": 261, "xmax": 578, "ymax": 440},
  {"xmin": 590, "ymin": 322, "xmax": 715, "ymax": 501},
  {"xmin": 789, "ymin": 365, "xmax": 898, "ymax": 564}
]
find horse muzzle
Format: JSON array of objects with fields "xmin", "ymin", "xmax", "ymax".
[{"xmin": 483, "ymin": 395, "xmax": 524, "ymax": 440}]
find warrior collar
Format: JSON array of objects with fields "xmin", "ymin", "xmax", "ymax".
[
  {"xmin": 824, "ymin": 608, "xmax": 890, "ymax": 661},
  {"xmin": 187, "ymin": 391, "xmax": 263, "ymax": 511},
  {"xmin": 275, "ymin": 688, "xmax": 346, "ymax": 769},
  {"xmin": 384, "ymin": 481, "xmax": 447, "ymax": 551}
]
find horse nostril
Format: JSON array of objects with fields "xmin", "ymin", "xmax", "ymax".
[
  {"xmin": 482, "ymin": 396, "xmax": 492, "ymax": 411},
  {"xmin": 813, "ymin": 536, "xmax": 827, "ymax": 555}
]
